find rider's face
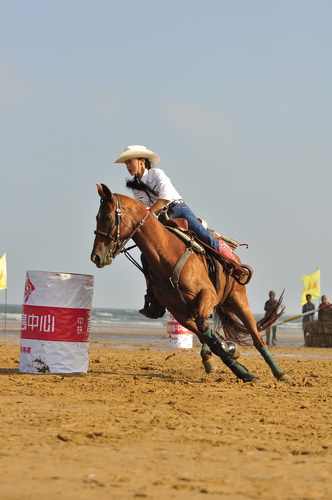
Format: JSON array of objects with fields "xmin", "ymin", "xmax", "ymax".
[{"xmin": 125, "ymin": 158, "xmax": 145, "ymax": 178}]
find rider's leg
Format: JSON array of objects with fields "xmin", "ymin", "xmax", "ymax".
[
  {"xmin": 168, "ymin": 202, "xmax": 239, "ymax": 266},
  {"xmin": 168, "ymin": 203, "xmax": 219, "ymax": 248}
]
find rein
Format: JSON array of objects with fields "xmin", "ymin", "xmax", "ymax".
[{"xmin": 94, "ymin": 194, "xmax": 150, "ymax": 261}]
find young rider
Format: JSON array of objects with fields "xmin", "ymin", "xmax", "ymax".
[{"xmin": 114, "ymin": 145, "xmax": 242, "ymax": 318}]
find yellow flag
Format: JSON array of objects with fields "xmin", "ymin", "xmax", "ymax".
[
  {"xmin": 301, "ymin": 268, "xmax": 320, "ymax": 305},
  {"xmin": 0, "ymin": 253, "xmax": 7, "ymax": 290}
]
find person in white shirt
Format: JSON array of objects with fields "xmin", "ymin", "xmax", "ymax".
[{"xmin": 114, "ymin": 145, "xmax": 240, "ymax": 318}]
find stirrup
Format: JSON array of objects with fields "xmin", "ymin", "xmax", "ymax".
[
  {"xmin": 232, "ymin": 265, "xmax": 253, "ymax": 285},
  {"xmin": 214, "ymin": 252, "xmax": 253, "ymax": 286}
]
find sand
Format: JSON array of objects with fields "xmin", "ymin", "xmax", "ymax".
[{"xmin": 0, "ymin": 328, "xmax": 331, "ymax": 500}]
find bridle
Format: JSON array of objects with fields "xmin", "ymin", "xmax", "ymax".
[{"xmin": 94, "ymin": 193, "xmax": 150, "ymax": 261}]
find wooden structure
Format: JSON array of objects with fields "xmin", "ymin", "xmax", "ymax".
[{"xmin": 305, "ymin": 308, "xmax": 332, "ymax": 347}]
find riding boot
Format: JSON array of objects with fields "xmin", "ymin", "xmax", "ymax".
[
  {"xmin": 139, "ymin": 279, "xmax": 165, "ymax": 319},
  {"xmin": 217, "ymin": 240, "xmax": 239, "ymax": 265},
  {"xmin": 217, "ymin": 240, "xmax": 251, "ymax": 285}
]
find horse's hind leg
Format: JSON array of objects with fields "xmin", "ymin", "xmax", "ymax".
[{"xmin": 224, "ymin": 290, "xmax": 292, "ymax": 382}]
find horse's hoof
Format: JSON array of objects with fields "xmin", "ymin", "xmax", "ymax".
[
  {"xmin": 226, "ymin": 342, "xmax": 240, "ymax": 360},
  {"xmin": 202, "ymin": 357, "xmax": 218, "ymax": 374},
  {"xmin": 278, "ymin": 373, "xmax": 293, "ymax": 383},
  {"xmin": 242, "ymin": 374, "xmax": 259, "ymax": 383}
]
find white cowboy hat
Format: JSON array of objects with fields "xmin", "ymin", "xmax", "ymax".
[{"xmin": 114, "ymin": 145, "xmax": 160, "ymax": 165}]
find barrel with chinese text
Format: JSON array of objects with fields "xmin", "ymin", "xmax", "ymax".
[
  {"xmin": 167, "ymin": 311, "xmax": 193, "ymax": 348},
  {"xmin": 20, "ymin": 271, "xmax": 94, "ymax": 374}
]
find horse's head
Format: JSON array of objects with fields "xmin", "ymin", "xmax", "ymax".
[
  {"xmin": 90, "ymin": 184, "xmax": 149, "ymax": 268},
  {"xmin": 90, "ymin": 184, "xmax": 121, "ymax": 268}
]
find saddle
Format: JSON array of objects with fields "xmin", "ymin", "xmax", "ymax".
[{"xmin": 163, "ymin": 218, "xmax": 253, "ymax": 286}]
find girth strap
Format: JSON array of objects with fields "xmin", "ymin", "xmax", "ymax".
[
  {"xmin": 220, "ymin": 272, "xmax": 231, "ymax": 305},
  {"xmin": 151, "ymin": 247, "xmax": 194, "ymax": 304},
  {"xmin": 169, "ymin": 247, "xmax": 194, "ymax": 289}
]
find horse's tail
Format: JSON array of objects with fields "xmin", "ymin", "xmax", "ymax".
[
  {"xmin": 256, "ymin": 291, "xmax": 285, "ymax": 332},
  {"xmin": 213, "ymin": 292, "xmax": 285, "ymax": 345}
]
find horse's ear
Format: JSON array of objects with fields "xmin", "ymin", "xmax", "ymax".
[
  {"xmin": 101, "ymin": 183, "xmax": 113, "ymax": 199},
  {"xmin": 96, "ymin": 183, "xmax": 113, "ymax": 200},
  {"xmin": 96, "ymin": 184, "xmax": 104, "ymax": 198}
]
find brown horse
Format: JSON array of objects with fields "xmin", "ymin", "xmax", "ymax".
[{"xmin": 91, "ymin": 184, "xmax": 292, "ymax": 383}]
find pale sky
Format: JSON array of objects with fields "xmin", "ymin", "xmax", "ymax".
[{"xmin": 1, "ymin": 0, "xmax": 331, "ymax": 314}]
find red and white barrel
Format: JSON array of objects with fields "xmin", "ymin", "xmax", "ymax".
[
  {"xmin": 20, "ymin": 271, "xmax": 94, "ymax": 374},
  {"xmin": 167, "ymin": 311, "xmax": 193, "ymax": 349}
]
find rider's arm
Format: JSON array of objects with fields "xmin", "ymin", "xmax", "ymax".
[{"xmin": 150, "ymin": 198, "xmax": 170, "ymax": 214}]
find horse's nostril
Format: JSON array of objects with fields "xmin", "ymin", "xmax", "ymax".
[{"xmin": 91, "ymin": 253, "xmax": 101, "ymax": 266}]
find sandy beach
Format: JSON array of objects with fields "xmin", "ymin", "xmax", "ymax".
[{"xmin": 0, "ymin": 325, "xmax": 331, "ymax": 500}]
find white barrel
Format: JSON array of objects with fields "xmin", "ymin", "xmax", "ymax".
[
  {"xmin": 20, "ymin": 271, "xmax": 94, "ymax": 374},
  {"xmin": 167, "ymin": 311, "xmax": 193, "ymax": 349}
]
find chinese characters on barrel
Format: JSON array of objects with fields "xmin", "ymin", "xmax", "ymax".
[{"xmin": 21, "ymin": 313, "xmax": 89, "ymax": 335}]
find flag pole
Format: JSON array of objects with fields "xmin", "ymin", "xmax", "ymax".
[
  {"xmin": 0, "ymin": 252, "xmax": 7, "ymax": 334},
  {"xmin": 273, "ymin": 303, "xmax": 332, "ymax": 327},
  {"xmin": 4, "ymin": 288, "xmax": 7, "ymax": 335}
]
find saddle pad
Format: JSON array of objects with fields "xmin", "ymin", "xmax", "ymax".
[
  {"xmin": 165, "ymin": 226, "xmax": 205, "ymax": 253},
  {"xmin": 221, "ymin": 235, "xmax": 239, "ymax": 252},
  {"xmin": 212, "ymin": 231, "xmax": 244, "ymax": 252}
]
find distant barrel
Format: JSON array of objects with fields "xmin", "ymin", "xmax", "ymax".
[
  {"xmin": 20, "ymin": 271, "xmax": 94, "ymax": 374},
  {"xmin": 166, "ymin": 311, "xmax": 193, "ymax": 349}
]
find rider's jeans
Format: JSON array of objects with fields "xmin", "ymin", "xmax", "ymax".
[{"xmin": 161, "ymin": 202, "xmax": 218, "ymax": 250}]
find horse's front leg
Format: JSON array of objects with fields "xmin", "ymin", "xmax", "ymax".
[
  {"xmin": 195, "ymin": 291, "xmax": 234, "ymax": 373},
  {"xmin": 195, "ymin": 290, "xmax": 257, "ymax": 382}
]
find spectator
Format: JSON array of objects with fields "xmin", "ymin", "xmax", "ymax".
[
  {"xmin": 264, "ymin": 291, "xmax": 278, "ymax": 346},
  {"xmin": 318, "ymin": 295, "xmax": 331, "ymax": 321},
  {"xmin": 302, "ymin": 294, "xmax": 315, "ymax": 341}
]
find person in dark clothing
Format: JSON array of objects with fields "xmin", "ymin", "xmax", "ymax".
[
  {"xmin": 302, "ymin": 294, "xmax": 315, "ymax": 342},
  {"xmin": 264, "ymin": 291, "xmax": 278, "ymax": 346}
]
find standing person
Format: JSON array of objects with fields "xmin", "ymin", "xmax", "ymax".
[
  {"xmin": 114, "ymin": 145, "xmax": 247, "ymax": 318},
  {"xmin": 302, "ymin": 294, "xmax": 315, "ymax": 341},
  {"xmin": 264, "ymin": 291, "xmax": 278, "ymax": 346},
  {"xmin": 318, "ymin": 295, "xmax": 331, "ymax": 321}
]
